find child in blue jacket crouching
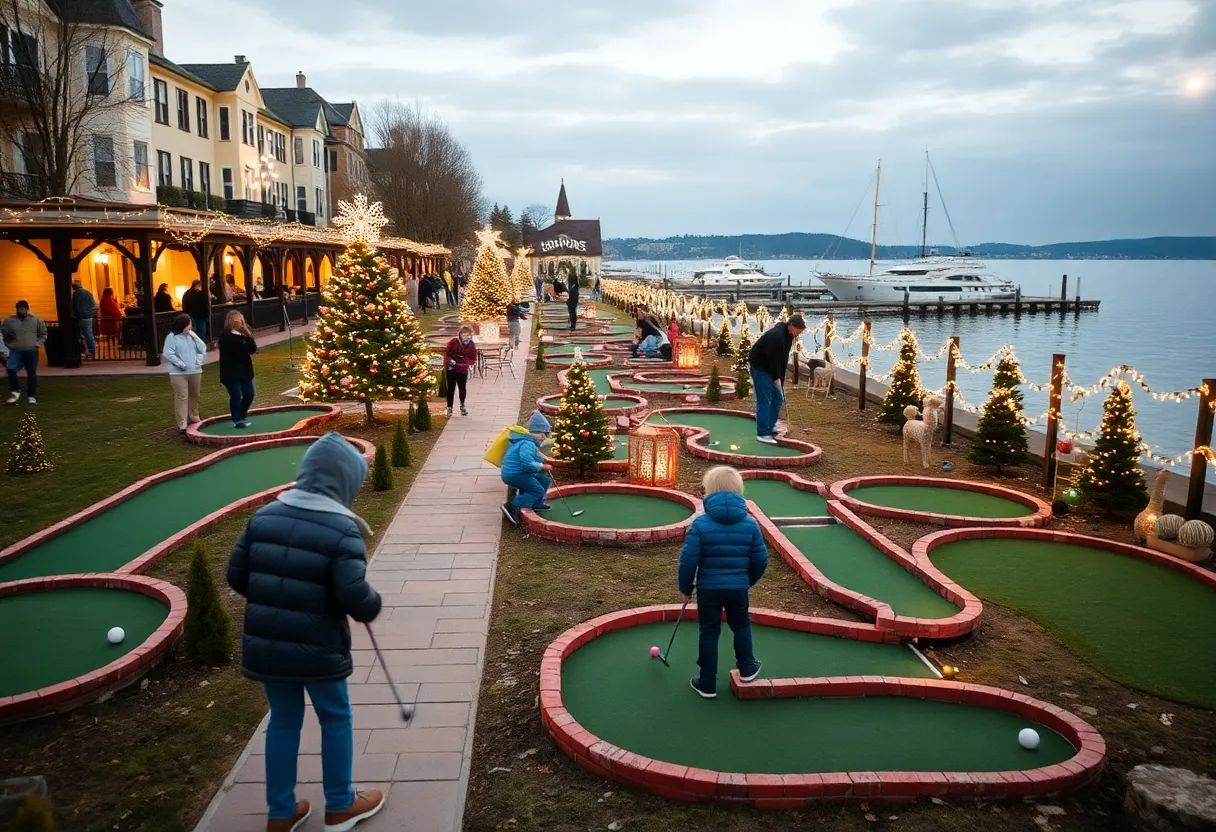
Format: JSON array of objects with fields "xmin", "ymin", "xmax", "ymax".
[
  {"xmin": 501, "ymin": 410, "xmax": 553, "ymax": 525},
  {"xmin": 678, "ymin": 465, "xmax": 768, "ymax": 698}
]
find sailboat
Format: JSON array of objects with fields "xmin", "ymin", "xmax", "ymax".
[{"xmin": 814, "ymin": 155, "xmax": 1019, "ymax": 303}]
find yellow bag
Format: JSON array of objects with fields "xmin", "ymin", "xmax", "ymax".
[{"xmin": 484, "ymin": 425, "xmax": 529, "ymax": 467}]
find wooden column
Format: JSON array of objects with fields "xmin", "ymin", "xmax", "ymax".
[
  {"xmin": 137, "ymin": 232, "xmax": 160, "ymax": 366},
  {"xmin": 858, "ymin": 320, "xmax": 871, "ymax": 410},
  {"xmin": 943, "ymin": 336, "xmax": 959, "ymax": 444},
  {"xmin": 48, "ymin": 232, "xmax": 82, "ymax": 369},
  {"xmin": 1042, "ymin": 353, "xmax": 1066, "ymax": 490},
  {"xmin": 824, "ymin": 313, "xmax": 834, "ymax": 364},
  {"xmin": 275, "ymin": 248, "xmax": 288, "ymax": 332},
  {"xmin": 192, "ymin": 242, "xmax": 215, "ymax": 348},
  {"xmin": 1186, "ymin": 379, "xmax": 1215, "ymax": 520},
  {"xmin": 242, "ymin": 246, "xmax": 256, "ymax": 326}
]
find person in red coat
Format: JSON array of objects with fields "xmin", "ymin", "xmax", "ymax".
[
  {"xmin": 443, "ymin": 325, "xmax": 477, "ymax": 417},
  {"xmin": 99, "ymin": 288, "xmax": 123, "ymax": 337}
]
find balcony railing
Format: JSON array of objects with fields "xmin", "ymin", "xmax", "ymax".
[
  {"xmin": 285, "ymin": 209, "xmax": 316, "ymax": 226},
  {"xmin": 0, "ymin": 172, "xmax": 46, "ymax": 201},
  {"xmin": 225, "ymin": 199, "xmax": 281, "ymax": 220}
]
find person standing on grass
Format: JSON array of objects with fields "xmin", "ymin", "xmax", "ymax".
[
  {"xmin": 500, "ymin": 410, "xmax": 553, "ymax": 525},
  {"xmin": 678, "ymin": 465, "xmax": 767, "ymax": 699},
  {"xmin": 72, "ymin": 279, "xmax": 97, "ymax": 359},
  {"xmin": 565, "ymin": 273, "xmax": 580, "ymax": 330},
  {"xmin": 2, "ymin": 301, "xmax": 47, "ymax": 405},
  {"xmin": 219, "ymin": 310, "xmax": 258, "ymax": 429},
  {"xmin": 443, "ymin": 325, "xmax": 477, "ymax": 417},
  {"xmin": 444, "ymin": 269, "xmax": 457, "ymax": 307},
  {"xmin": 182, "ymin": 280, "xmax": 210, "ymax": 343},
  {"xmin": 162, "ymin": 313, "xmax": 206, "ymax": 434},
  {"xmin": 227, "ymin": 432, "xmax": 386, "ymax": 832},
  {"xmin": 747, "ymin": 314, "xmax": 806, "ymax": 445}
]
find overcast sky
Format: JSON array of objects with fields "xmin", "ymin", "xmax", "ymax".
[{"xmin": 163, "ymin": 0, "xmax": 1214, "ymax": 245}]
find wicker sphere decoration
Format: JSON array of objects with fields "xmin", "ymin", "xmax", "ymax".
[
  {"xmin": 1177, "ymin": 520, "xmax": 1215, "ymax": 549},
  {"xmin": 1154, "ymin": 514, "xmax": 1185, "ymax": 541}
]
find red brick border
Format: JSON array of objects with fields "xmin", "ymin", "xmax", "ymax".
[
  {"xmin": 0, "ymin": 435, "xmax": 376, "ymax": 578},
  {"xmin": 542, "ymin": 353, "xmax": 615, "ymax": 369},
  {"xmin": 185, "ymin": 404, "xmax": 343, "ymax": 446},
  {"xmin": 608, "ymin": 374, "xmax": 737, "ymax": 404},
  {"xmin": 521, "ymin": 483, "xmax": 701, "ymax": 546},
  {"xmin": 0, "ymin": 574, "xmax": 187, "ymax": 724},
  {"xmin": 539, "ymin": 605, "xmax": 1105, "ymax": 805},
  {"xmin": 829, "ymin": 476, "xmax": 1052, "ymax": 528},
  {"xmin": 536, "ymin": 393, "xmax": 650, "ymax": 421},
  {"xmin": 647, "ymin": 407, "xmax": 822, "ymax": 468}
]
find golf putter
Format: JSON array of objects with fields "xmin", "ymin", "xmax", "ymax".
[
  {"xmin": 365, "ymin": 623, "xmax": 414, "ymax": 723},
  {"xmin": 658, "ymin": 591, "xmax": 693, "ymax": 668},
  {"xmin": 546, "ymin": 470, "xmax": 584, "ymax": 517}
]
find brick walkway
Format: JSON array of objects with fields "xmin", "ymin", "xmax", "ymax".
[{"xmin": 195, "ymin": 329, "xmax": 531, "ymax": 832}]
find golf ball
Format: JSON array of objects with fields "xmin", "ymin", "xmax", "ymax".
[
  {"xmin": 1018, "ymin": 728, "xmax": 1040, "ymax": 750},
  {"xmin": 107, "ymin": 627, "xmax": 125, "ymax": 645},
  {"xmin": 649, "ymin": 646, "xmax": 661, "ymax": 658}
]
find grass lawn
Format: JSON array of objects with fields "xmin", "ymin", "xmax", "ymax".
[
  {"xmin": 463, "ymin": 304, "xmax": 1216, "ymax": 832},
  {"xmin": 0, "ymin": 309, "xmax": 448, "ymax": 832}
]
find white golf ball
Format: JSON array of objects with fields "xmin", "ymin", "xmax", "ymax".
[
  {"xmin": 1018, "ymin": 728, "xmax": 1040, "ymax": 750},
  {"xmin": 107, "ymin": 626, "xmax": 125, "ymax": 645}
]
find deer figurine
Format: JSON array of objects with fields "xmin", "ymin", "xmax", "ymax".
[{"xmin": 903, "ymin": 394, "xmax": 946, "ymax": 469}]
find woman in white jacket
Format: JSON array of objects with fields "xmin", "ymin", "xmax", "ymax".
[{"xmin": 163, "ymin": 313, "xmax": 208, "ymax": 434}]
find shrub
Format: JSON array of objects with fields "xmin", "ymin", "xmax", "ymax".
[
  {"xmin": 156, "ymin": 185, "xmax": 184, "ymax": 207},
  {"xmin": 391, "ymin": 419, "xmax": 411, "ymax": 467},
  {"xmin": 183, "ymin": 540, "xmax": 233, "ymax": 664},
  {"xmin": 372, "ymin": 444, "xmax": 393, "ymax": 491},
  {"xmin": 412, "ymin": 393, "xmax": 432, "ymax": 432}
]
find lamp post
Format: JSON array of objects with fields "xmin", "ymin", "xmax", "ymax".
[{"xmin": 248, "ymin": 154, "xmax": 280, "ymax": 217}]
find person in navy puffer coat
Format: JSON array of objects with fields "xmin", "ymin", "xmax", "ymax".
[
  {"xmin": 227, "ymin": 431, "xmax": 386, "ymax": 830},
  {"xmin": 678, "ymin": 465, "xmax": 767, "ymax": 699}
]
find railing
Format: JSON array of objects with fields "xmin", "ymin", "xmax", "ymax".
[
  {"xmin": 225, "ymin": 199, "xmax": 281, "ymax": 220},
  {"xmin": 285, "ymin": 209, "xmax": 316, "ymax": 226},
  {"xmin": 0, "ymin": 172, "xmax": 45, "ymax": 201}
]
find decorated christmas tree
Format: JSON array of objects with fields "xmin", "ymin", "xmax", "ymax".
[
  {"xmin": 968, "ymin": 356, "xmax": 1029, "ymax": 472},
  {"xmin": 510, "ymin": 246, "xmax": 535, "ymax": 300},
  {"xmin": 460, "ymin": 226, "xmax": 512, "ymax": 320},
  {"xmin": 1073, "ymin": 380, "xmax": 1148, "ymax": 516},
  {"xmin": 391, "ymin": 418, "xmax": 411, "ymax": 467},
  {"xmin": 184, "ymin": 540, "xmax": 233, "ymax": 664},
  {"xmin": 7, "ymin": 413, "xmax": 53, "ymax": 474},
  {"xmin": 878, "ymin": 328, "xmax": 923, "ymax": 425},
  {"xmin": 706, "ymin": 363, "xmax": 722, "ymax": 403},
  {"xmin": 551, "ymin": 359, "xmax": 614, "ymax": 476},
  {"xmin": 733, "ymin": 322, "xmax": 752, "ymax": 375},
  {"xmin": 299, "ymin": 195, "xmax": 432, "ymax": 424},
  {"xmin": 716, "ymin": 316, "xmax": 733, "ymax": 356}
]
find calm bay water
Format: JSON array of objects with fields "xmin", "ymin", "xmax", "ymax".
[{"xmin": 608, "ymin": 259, "xmax": 1216, "ymax": 477}]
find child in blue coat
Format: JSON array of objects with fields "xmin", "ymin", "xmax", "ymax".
[
  {"xmin": 501, "ymin": 410, "xmax": 553, "ymax": 525},
  {"xmin": 678, "ymin": 465, "xmax": 768, "ymax": 698}
]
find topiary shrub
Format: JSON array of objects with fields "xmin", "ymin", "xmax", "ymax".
[
  {"xmin": 734, "ymin": 363, "xmax": 751, "ymax": 400},
  {"xmin": 706, "ymin": 364, "xmax": 722, "ymax": 403},
  {"xmin": 412, "ymin": 393, "xmax": 432, "ymax": 432},
  {"xmin": 535, "ymin": 340, "xmax": 546, "ymax": 370},
  {"xmin": 184, "ymin": 539, "xmax": 233, "ymax": 664},
  {"xmin": 372, "ymin": 443, "xmax": 393, "ymax": 491},
  {"xmin": 391, "ymin": 418, "xmax": 411, "ymax": 467}
]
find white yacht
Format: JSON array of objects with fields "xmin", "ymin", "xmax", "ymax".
[
  {"xmin": 668, "ymin": 257, "xmax": 785, "ymax": 290},
  {"xmin": 816, "ymin": 252, "xmax": 1018, "ymax": 302}
]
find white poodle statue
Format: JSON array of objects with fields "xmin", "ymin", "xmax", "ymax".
[{"xmin": 903, "ymin": 394, "xmax": 946, "ymax": 468}]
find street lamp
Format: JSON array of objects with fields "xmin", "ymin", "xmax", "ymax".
[{"xmin": 249, "ymin": 154, "xmax": 279, "ymax": 213}]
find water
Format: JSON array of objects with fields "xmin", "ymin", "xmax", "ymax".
[{"xmin": 608, "ymin": 259, "xmax": 1216, "ymax": 478}]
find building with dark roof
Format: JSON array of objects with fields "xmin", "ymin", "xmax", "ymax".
[{"xmin": 525, "ymin": 180, "xmax": 603, "ymax": 278}]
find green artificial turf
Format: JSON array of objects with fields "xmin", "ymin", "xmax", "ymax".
[
  {"xmin": 561, "ymin": 622, "xmax": 1073, "ymax": 773},
  {"xmin": 545, "ymin": 493, "xmax": 693, "ymax": 529},
  {"xmin": 847, "ymin": 484, "xmax": 1032, "ymax": 518},
  {"xmin": 588, "ymin": 369, "xmax": 615, "ymax": 396},
  {"xmin": 0, "ymin": 444, "xmax": 308, "ymax": 581},
  {"xmin": 781, "ymin": 525, "xmax": 961, "ymax": 619},
  {"xmin": 744, "ymin": 479, "xmax": 828, "ymax": 517},
  {"xmin": 546, "ymin": 356, "xmax": 607, "ymax": 366},
  {"xmin": 646, "ymin": 412, "xmax": 804, "ymax": 458},
  {"xmin": 0, "ymin": 587, "xmax": 168, "ymax": 696},
  {"xmin": 601, "ymin": 397, "xmax": 643, "ymax": 410},
  {"xmin": 627, "ymin": 382, "xmax": 710, "ymax": 392},
  {"xmin": 931, "ymin": 539, "xmax": 1216, "ymax": 708},
  {"xmin": 198, "ymin": 407, "xmax": 331, "ymax": 436}
]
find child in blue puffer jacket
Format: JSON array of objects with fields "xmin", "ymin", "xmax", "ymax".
[
  {"xmin": 500, "ymin": 410, "xmax": 553, "ymax": 525},
  {"xmin": 678, "ymin": 465, "xmax": 768, "ymax": 698}
]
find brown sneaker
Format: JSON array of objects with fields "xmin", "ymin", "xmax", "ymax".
[
  {"xmin": 324, "ymin": 789, "xmax": 386, "ymax": 832},
  {"xmin": 267, "ymin": 800, "xmax": 310, "ymax": 832}
]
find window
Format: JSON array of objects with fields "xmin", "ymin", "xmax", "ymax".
[
  {"xmin": 176, "ymin": 88, "xmax": 189, "ymax": 131},
  {"xmin": 127, "ymin": 50, "xmax": 145, "ymax": 101},
  {"xmin": 180, "ymin": 156, "xmax": 193, "ymax": 192},
  {"xmin": 221, "ymin": 167, "xmax": 233, "ymax": 200},
  {"xmin": 296, "ymin": 185, "xmax": 307, "ymax": 212},
  {"xmin": 92, "ymin": 135, "xmax": 116, "ymax": 187},
  {"xmin": 243, "ymin": 166, "xmax": 254, "ymax": 199},
  {"xmin": 276, "ymin": 132, "xmax": 286, "ymax": 163},
  {"xmin": 157, "ymin": 150, "xmax": 172, "ymax": 187},
  {"xmin": 196, "ymin": 98, "xmax": 208, "ymax": 138},
  {"xmin": 19, "ymin": 132, "xmax": 45, "ymax": 178},
  {"xmin": 85, "ymin": 45, "xmax": 109, "ymax": 95},
  {"xmin": 218, "ymin": 106, "xmax": 230, "ymax": 141},
  {"xmin": 256, "ymin": 124, "xmax": 264, "ymax": 153},
  {"xmin": 241, "ymin": 111, "xmax": 254, "ymax": 146},
  {"xmin": 312, "ymin": 139, "xmax": 321, "ymax": 168},
  {"xmin": 315, "ymin": 188, "xmax": 324, "ymax": 219},
  {"xmin": 133, "ymin": 140, "xmax": 149, "ymax": 189},
  {"xmin": 3, "ymin": 28, "xmax": 39, "ymax": 68},
  {"xmin": 329, "ymin": 150, "xmax": 338, "ymax": 173},
  {"xmin": 199, "ymin": 161, "xmax": 210, "ymax": 197},
  {"xmin": 293, "ymin": 137, "xmax": 304, "ymax": 166},
  {"xmin": 153, "ymin": 79, "xmax": 169, "ymax": 124}
]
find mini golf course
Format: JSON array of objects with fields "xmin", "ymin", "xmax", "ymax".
[
  {"xmin": 831, "ymin": 476, "xmax": 1050, "ymax": 527},
  {"xmin": 645, "ymin": 410, "xmax": 814, "ymax": 460},
  {"xmin": 522, "ymin": 486, "xmax": 700, "ymax": 545},
  {"xmin": 743, "ymin": 477, "xmax": 827, "ymax": 517},
  {"xmin": 190, "ymin": 404, "xmax": 340, "ymax": 443}
]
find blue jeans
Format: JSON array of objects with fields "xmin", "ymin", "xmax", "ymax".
[
  {"xmin": 263, "ymin": 680, "xmax": 355, "ymax": 819},
  {"xmin": 78, "ymin": 318, "xmax": 96, "ymax": 356},
  {"xmin": 6, "ymin": 349, "xmax": 38, "ymax": 397},
  {"xmin": 750, "ymin": 366, "xmax": 784, "ymax": 438},
  {"xmin": 632, "ymin": 334, "xmax": 659, "ymax": 357},
  {"xmin": 445, "ymin": 289, "xmax": 457, "ymax": 306},
  {"xmin": 504, "ymin": 471, "xmax": 551, "ymax": 509},
  {"xmin": 191, "ymin": 317, "xmax": 208, "ymax": 342},
  {"xmin": 696, "ymin": 588, "xmax": 756, "ymax": 687},
  {"xmin": 223, "ymin": 378, "xmax": 255, "ymax": 424},
  {"xmin": 534, "ymin": 280, "xmax": 544, "ymax": 301}
]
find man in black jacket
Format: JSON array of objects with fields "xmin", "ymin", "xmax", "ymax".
[
  {"xmin": 565, "ymin": 273, "xmax": 580, "ymax": 330},
  {"xmin": 747, "ymin": 315, "xmax": 806, "ymax": 443},
  {"xmin": 181, "ymin": 280, "xmax": 210, "ymax": 343}
]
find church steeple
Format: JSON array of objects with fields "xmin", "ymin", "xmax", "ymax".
[{"xmin": 555, "ymin": 179, "xmax": 572, "ymax": 222}]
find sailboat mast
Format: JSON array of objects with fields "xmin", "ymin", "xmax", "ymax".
[
  {"xmin": 920, "ymin": 151, "xmax": 929, "ymax": 259},
  {"xmin": 869, "ymin": 160, "xmax": 881, "ymax": 276}
]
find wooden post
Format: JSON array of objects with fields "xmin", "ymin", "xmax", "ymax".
[
  {"xmin": 138, "ymin": 232, "xmax": 160, "ymax": 366},
  {"xmin": 1060, "ymin": 274, "xmax": 1068, "ymax": 301},
  {"xmin": 1186, "ymin": 379, "xmax": 1215, "ymax": 520},
  {"xmin": 858, "ymin": 320, "xmax": 871, "ymax": 410},
  {"xmin": 824, "ymin": 313, "xmax": 834, "ymax": 365},
  {"xmin": 1042, "ymin": 353, "xmax": 1066, "ymax": 490},
  {"xmin": 944, "ymin": 336, "xmax": 959, "ymax": 444},
  {"xmin": 1015, "ymin": 286, "xmax": 1022, "ymax": 315},
  {"xmin": 48, "ymin": 232, "xmax": 82, "ymax": 369}
]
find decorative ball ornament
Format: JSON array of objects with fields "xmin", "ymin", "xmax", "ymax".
[
  {"xmin": 1056, "ymin": 439, "xmax": 1074, "ymax": 455},
  {"xmin": 1154, "ymin": 514, "xmax": 1185, "ymax": 541},
  {"xmin": 1018, "ymin": 728, "xmax": 1040, "ymax": 750},
  {"xmin": 1177, "ymin": 519, "xmax": 1214, "ymax": 549}
]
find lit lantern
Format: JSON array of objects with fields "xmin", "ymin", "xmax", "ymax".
[
  {"xmin": 674, "ymin": 334, "xmax": 702, "ymax": 370},
  {"xmin": 581, "ymin": 302, "xmax": 598, "ymax": 320},
  {"xmin": 627, "ymin": 425, "xmax": 680, "ymax": 488}
]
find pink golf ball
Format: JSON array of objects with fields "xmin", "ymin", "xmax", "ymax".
[{"xmin": 649, "ymin": 646, "xmax": 661, "ymax": 658}]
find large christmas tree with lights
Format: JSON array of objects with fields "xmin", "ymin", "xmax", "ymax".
[
  {"xmin": 1073, "ymin": 379, "xmax": 1148, "ymax": 516},
  {"xmin": 299, "ymin": 195, "xmax": 432, "ymax": 423},
  {"xmin": 460, "ymin": 227, "xmax": 512, "ymax": 320},
  {"xmin": 510, "ymin": 246, "xmax": 535, "ymax": 301},
  {"xmin": 878, "ymin": 328, "xmax": 923, "ymax": 425},
  {"xmin": 551, "ymin": 358, "xmax": 614, "ymax": 477},
  {"xmin": 968, "ymin": 355, "xmax": 1029, "ymax": 472}
]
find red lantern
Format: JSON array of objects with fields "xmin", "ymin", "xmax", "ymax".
[{"xmin": 627, "ymin": 425, "xmax": 680, "ymax": 488}]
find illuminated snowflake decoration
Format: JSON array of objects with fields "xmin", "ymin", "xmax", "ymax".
[{"xmin": 334, "ymin": 194, "xmax": 389, "ymax": 245}]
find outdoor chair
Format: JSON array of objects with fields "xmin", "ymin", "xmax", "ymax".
[
  {"xmin": 806, "ymin": 365, "xmax": 834, "ymax": 399},
  {"xmin": 483, "ymin": 345, "xmax": 516, "ymax": 381}
]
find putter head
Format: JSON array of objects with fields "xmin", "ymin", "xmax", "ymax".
[
  {"xmin": 400, "ymin": 704, "xmax": 415, "ymax": 723},
  {"xmin": 657, "ymin": 654, "xmax": 671, "ymax": 667},
  {"xmin": 569, "ymin": 509, "xmax": 585, "ymax": 517}
]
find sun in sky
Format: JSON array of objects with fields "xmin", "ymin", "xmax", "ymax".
[{"xmin": 1182, "ymin": 72, "xmax": 1209, "ymax": 96}]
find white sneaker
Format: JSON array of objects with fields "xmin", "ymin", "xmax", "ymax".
[
  {"xmin": 26, "ymin": 397, "xmax": 36, "ymax": 405},
  {"xmin": 445, "ymin": 407, "xmax": 453, "ymax": 417},
  {"xmin": 756, "ymin": 435, "xmax": 779, "ymax": 445},
  {"xmin": 6, "ymin": 392, "xmax": 19, "ymax": 405}
]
